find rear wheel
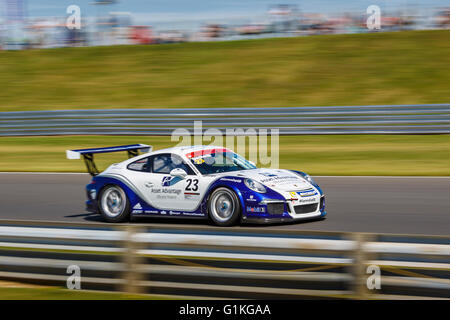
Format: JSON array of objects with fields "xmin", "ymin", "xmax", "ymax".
[
  {"xmin": 208, "ymin": 188, "xmax": 241, "ymax": 226},
  {"xmin": 98, "ymin": 185, "xmax": 130, "ymax": 222}
]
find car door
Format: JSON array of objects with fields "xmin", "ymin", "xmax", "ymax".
[
  {"xmin": 131, "ymin": 153, "xmax": 205, "ymax": 212},
  {"xmin": 124, "ymin": 155, "xmax": 158, "ymax": 209}
]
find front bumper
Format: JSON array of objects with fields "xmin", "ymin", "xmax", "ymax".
[
  {"xmin": 243, "ymin": 212, "xmax": 326, "ymax": 224},
  {"xmin": 86, "ymin": 200, "xmax": 98, "ymax": 213},
  {"xmin": 243, "ymin": 195, "xmax": 326, "ymax": 223}
]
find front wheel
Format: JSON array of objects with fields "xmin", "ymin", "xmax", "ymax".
[
  {"xmin": 98, "ymin": 185, "xmax": 130, "ymax": 222},
  {"xmin": 208, "ymin": 188, "xmax": 241, "ymax": 226}
]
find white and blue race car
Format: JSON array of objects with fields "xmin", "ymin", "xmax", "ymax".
[{"xmin": 67, "ymin": 144, "xmax": 326, "ymax": 226}]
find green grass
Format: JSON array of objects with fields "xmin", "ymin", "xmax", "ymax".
[
  {"xmin": 0, "ymin": 286, "xmax": 172, "ymax": 300},
  {"xmin": 1, "ymin": 135, "xmax": 450, "ymax": 176},
  {"xmin": 0, "ymin": 30, "xmax": 449, "ymax": 112},
  {"xmin": 1, "ymin": 31, "xmax": 449, "ymax": 175}
]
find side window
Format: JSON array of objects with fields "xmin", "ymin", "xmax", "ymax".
[
  {"xmin": 152, "ymin": 154, "xmax": 195, "ymax": 175},
  {"xmin": 127, "ymin": 157, "xmax": 150, "ymax": 172}
]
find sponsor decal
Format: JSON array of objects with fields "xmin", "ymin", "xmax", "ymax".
[
  {"xmin": 144, "ymin": 210, "xmax": 159, "ymax": 214},
  {"xmin": 289, "ymin": 192, "xmax": 298, "ymax": 199},
  {"xmin": 193, "ymin": 158, "xmax": 205, "ymax": 164},
  {"xmin": 259, "ymin": 175, "xmax": 299, "ymax": 184},
  {"xmin": 157, "ymin": 194, "xmax": 177, "ymax": 200},
  {"xmin": 259, "ymin": 172, "xmax": 277, "ymax": 177},
  {"xmin": 246, "ymin": 195, "xmax": 257, "ymax": 202},
  {"xmin": 220, "ymin": 178, "xmax": 242, "ymax": 183},
  {"xmin": 151, "ymin": 188, "xmax": 182, "ymax": 197},
  {"xmin": 182, "ymin": 212, "xmax": 204, "ymax": 216},
  {"xmin": 133, "ymin": 203, "xmax": 143, "ymax": 210},
  {"xmin": 246, "ymin": 206, "xmax": 266, "ymax": 213},
  {"xmin": 162, "ymin": 176, "xmax": 182, "ymax": 187},
  {"xmin": 184, "ymin": 193, "xmax": 200, "ymax": 200},
  {"xmin": 132, "ymin": 209, "xmax": 143, "ymax": 214},
  {"xmin": 298, "ymin": 189, "xmax": 317, "ymax": 197},
  {"xmin": 297, "ymin": 198, "xmax": 317, "ymax": 204},
  {"xmin": 169, "ymin": 211, "xmax": 181, "ymax": 215},
  {"xmin": 160, "ymin": 210, "xmax": 167, "ymax": 215},
  {"xmin": 186, "ymin": 148, "xmax": 230, "ymax": 159}
]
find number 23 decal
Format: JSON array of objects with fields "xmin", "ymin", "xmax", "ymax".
[{"xmin": 185, "ymin": 179, "xmax": 199, "ymax": 191}]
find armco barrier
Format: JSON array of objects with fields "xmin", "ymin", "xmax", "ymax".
[
  {"xmin": 0, "ymin": 220, "xmax": 448, "ymax": 299},
  {"xmin": 1, "ymin": 104, "xmax": 450, "ymax": 135}
]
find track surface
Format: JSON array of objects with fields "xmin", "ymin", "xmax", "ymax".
[{"xmin": 0, "ymin": 173, "xmax": 448, "ymax": 235}]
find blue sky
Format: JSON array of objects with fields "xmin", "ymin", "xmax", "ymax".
[{"xmin": 5, "ymin": 0, "xmax": 450, "ymax": 30}]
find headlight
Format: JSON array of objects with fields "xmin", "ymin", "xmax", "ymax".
[
  {"xmin": 244, "ymin": 178, "xmax": 267, "ymax": 193},
  {"xmin": 302, "ymin": 173, "xmax": 316, "ymax": 185},
  {"xmin": 292, "ymin": 171, "xmax": 317, "ymax": 185}
]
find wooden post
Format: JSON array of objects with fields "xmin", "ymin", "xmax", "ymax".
[
  {"xmin": 350, "ymin": 233, "xmax": 370, "ymax": 299},
  {"xmin": 120, "ymin": 225, "xmax": 144, "ymax": 294}
]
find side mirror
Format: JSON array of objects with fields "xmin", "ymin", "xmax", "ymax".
[{"xmin": 170, "ymin": 168, "xmax": 187, "ymax": 179}]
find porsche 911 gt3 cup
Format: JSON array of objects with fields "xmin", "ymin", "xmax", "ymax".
[{"xmin": 67, "ymin": 144, "xmax": 326, "ymax": 226}]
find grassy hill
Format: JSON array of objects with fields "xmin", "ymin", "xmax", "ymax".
[{"xmin": 0, "ymin": 30, "xmax": 449, "ymax": 112}]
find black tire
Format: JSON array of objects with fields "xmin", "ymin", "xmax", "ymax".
[
  {"xmin": 98, "ymin": 185, "xmax": 130, "ymax": 223},
  {"xmin": 207, "ymin": 187, "xmax": 241, "ymax": 226}
]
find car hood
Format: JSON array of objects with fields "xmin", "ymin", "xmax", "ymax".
[{"xmin": 213, "ymin": 168, "xmax": 314, "ymax": 192}]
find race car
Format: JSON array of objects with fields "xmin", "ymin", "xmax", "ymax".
[{"xmin": 66, "ymin": 144, "xmax": 326, "ymax": 226}]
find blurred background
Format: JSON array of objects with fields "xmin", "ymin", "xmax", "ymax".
[
  {"xmin": 0, "ymin": 1, "xmax": 449, "ymax": 301},
  {"xmin": 0, "ymin": 0, "xmax": 449, "ymax": 49},
  {"xmin": 0, "ymin": 0, "xmax": 449, "ymax": 175}
]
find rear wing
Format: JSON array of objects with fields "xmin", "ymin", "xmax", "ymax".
[{"xmin": 66, "ymin": 144, "xmax": 152, "ymax": 176}]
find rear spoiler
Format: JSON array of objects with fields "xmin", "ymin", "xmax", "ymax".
[{"xmin": 66, "ymin": 144, "xmax": 152, "ymax": 176}]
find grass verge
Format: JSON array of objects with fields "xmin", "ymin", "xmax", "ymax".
[
  {"xmin": 0, "ymin": 286, "xmax": 173, "ymax": 300},
  {"xmin": 1, "ymin": 135, "xmax": 450, "ymax": 176}
]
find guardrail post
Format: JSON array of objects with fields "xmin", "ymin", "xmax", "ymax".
[
  {"xmin": 349, "ymin": 233, "xmax": 373, "ymax": 299},
  {"xmin": 120, "ymin": 225, "xmax": 144, "ymax": 294}
]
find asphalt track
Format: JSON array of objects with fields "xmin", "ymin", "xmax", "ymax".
[{"xmin": 0, "ymin": 173, "xmax": 448, "ymax": 235}]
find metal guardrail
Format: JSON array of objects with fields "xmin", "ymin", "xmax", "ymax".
[
  {"xmin": 0, "ymin": 220, "xmax": 448, "ymax": 299},
  {"xmin": 1, "ymin": 104, "xmax": 450, "ymax": 135}
]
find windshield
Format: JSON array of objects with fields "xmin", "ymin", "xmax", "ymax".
[{"xmin": 187, "ymin": 149, "xmax": 257, "ymax": 175}]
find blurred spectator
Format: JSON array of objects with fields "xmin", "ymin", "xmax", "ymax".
[
  {"xmin": 0, "ymin": 4, "xmax": 449, "ymax": 50},
  {"xmin": 435, "ymin": 8, "xmax": 450, "ymax": 28},
  {"xmin": 200, "ymin": 24, "xmax": 227, "ymax": 39},
  {"xmin": 156, "ymin": 30, "xmax": 187, "ymax": 44},
  {"xmin": 236, "ymin": 23, "xmax": 270, "ymax": 35},
  {"xmin": 129, "ymin": 26, "xmax": 153, "ymax": 45}
]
